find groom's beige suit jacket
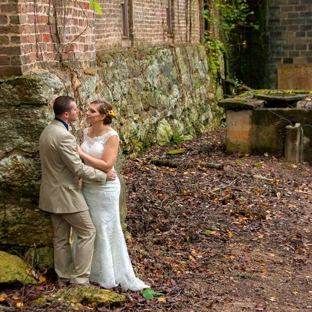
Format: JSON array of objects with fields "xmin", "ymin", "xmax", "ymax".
[{"xmin": 39, "ymin": 119, "xmax": 107, "ymax": 214}]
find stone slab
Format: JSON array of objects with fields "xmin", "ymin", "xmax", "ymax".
[{"xmin": 277, "ymin": 65, "xmax": 312, "ymax": 90}]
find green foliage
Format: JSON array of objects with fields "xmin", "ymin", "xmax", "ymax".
[
  {"xmin": 89, "ymin": 0, "xmax": 102, "ymax": 14},
  {"xmin": 253, "ymin": 162, "xmax": 263, "ymax": 168},
  {"xmin": 204, "ymin": 225, "xmax": 218, "ymax": 235},
  {"xmin": 142, "ymin": 288, "xmax": 165, "ymax": 300},
  {"xmin": 216, "ymin": 0, "xmax": 259, "ymax": 39},
  {"xmin": 203, "ymin": 0, "xmax": 259, "ymax": 82},
  {"xmin": 172, "ymin": 132, "xmax": 183, "ymax": 145},
  {"xmin": 205, "ymin": 37, "xmax": 224, "ymax": 79}
]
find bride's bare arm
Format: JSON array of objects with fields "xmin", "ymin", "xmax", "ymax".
[{"xmin": 78, "ymin": 136, "xmax": 118, "ymax": 173}]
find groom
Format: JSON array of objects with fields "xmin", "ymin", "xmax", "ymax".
[{"xmin": 39, "ymin": 95, "xmax": 115, "ymax": 287}]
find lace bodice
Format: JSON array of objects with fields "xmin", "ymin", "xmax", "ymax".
[{"xmin": 81, "ymin": 128, "xmax": 118, "ymax": 164}]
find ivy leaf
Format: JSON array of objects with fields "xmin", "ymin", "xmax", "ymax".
[
  {"xmin": 142, "ymin": 288, "xmax": 164, "ymax": 300},
  {"xmin": 253, "ymin": 162, "xmax": 263, "ymax": 168},
  {"xmin": 93, "ymin": 2, "xmax": 102, "ymax": 14},
  {"xmin": 89, "ymin": 0, "xmax": 102, "ymax": 15}
]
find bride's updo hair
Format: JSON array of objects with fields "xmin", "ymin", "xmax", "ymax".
[{"xmin": 91, "ymin": 99, "xmax": 115, "ymax": 125}]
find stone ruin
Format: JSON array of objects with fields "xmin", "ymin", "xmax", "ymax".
[{"xmin": 218, "ymin": 90, "xmax": 312, "ymax": 164}]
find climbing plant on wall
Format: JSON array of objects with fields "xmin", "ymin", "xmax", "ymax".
[
  {"xmin": 217, "ymin": 0, "xmax": 258, "ymax": 40},
  {"xmin": 204, "ymin": 0, "xmax": 262, "ymax": 94},
  {"xmin": 89, "ymin": 0, "xmax": 102, "ymax": 14}
]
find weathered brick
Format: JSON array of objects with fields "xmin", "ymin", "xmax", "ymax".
[
  {"xmin": 295, "ymin": 31, "xmax": 306, "ymax": 37},
  {"xmin": 274, "ymin": 0, "xmax": 287, "ymax": 5},
  {"xmin": 300, "ymin": 11, "xmax": 312, "ymax": 17},
  {"xmin": 275, "ymin": 51, "xmax": 288, "ymax": 57},
  {"xmin": 0, "ymin": 15, "xmax": 8, "ymax": 25},
  {"xmin": 300, "ymin": 50, "xmax": 312, "ymax": 57},
  {"xmin": 1, "ymin": 3, "xmax": 18, "ymax": 13},
  {"xmin": 287, "ymin": 25, "xmax": 299, "ymax": 31},
  {"xmin": 293, "ymin": 56, "xmax": 307, "ymax": 64},
  {"xmin": 283, "ymin": 44, "xmax": 294, "ymax": 51},
  {"xmin": 9, "ymin": 15, "xmax": 19, "ymax": 24},
  {"xmin": 0, "ymin": 56, "xmax": 10, "ymax": 65},
  {"xmin": 0, "ymin": 66, "xmax": 22, "ymax": 77},
  {"xmin": 0, "ymin": 36, "xmax": 9, "ymax": 44},
  {"xmin": 11, "ymin": 36, "xmax": 20, "ymax": 44},
  {"xmin": 11, "ymin": 55, "xmax": 22, "ymax": 65},
  {"xmin": 288, "ymin": 12, "xmax": 299, "ymax": 18},
  {"xmin": 295, "ymin": 44, "xmax": 307, "ymax": 50},
  {"xmin": 0, "ymin": 25, "xmax": 19, "ymax": 34},
  {"xmin": 294, "ymin": 6, "xmax": 307, "ymax": 12},
  {"xmin": 288, "ymin": 0, "xmax": 300, "ymax": 4},
  {"xmin": 283, "ymin": 58, "xmax": 293, "ymax": 64},
  {"xmin": 281, "ymin": 6, "xmax": 294, "ymax": 12},
  {"xmin": 300, "ymin": 25, "xmax": 312, "ymax": 31},
  {"xmin": 0, "ymin": 46, "xmax": 20, "ymax": 55},
  {"xmin": 289, "ymin": 51, "xmax": 299, "ymax": 57}
]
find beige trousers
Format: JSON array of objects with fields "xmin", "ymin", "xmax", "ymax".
[{"xmin": 51, "ymin": 210, "xmax": 96, "ymax": 284}]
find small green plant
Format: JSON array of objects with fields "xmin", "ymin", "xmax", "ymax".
[
  {"xmin": 89, "ymin": 0, "xmax": 102, "ymax": 14},
  {"xmin": 142, "ymin": 288, "xmax": 165, "ymax": 299},
  {"xmin": 216, "ymin": 0, "xmax": 259, "ymax": 40},
  {"xmin": 253, "ymin": 162, "xmax": 263, "ymax": 168},
  {"xmin": 203, "ymin": 0, "xmax": 259, "ymax": 83},
  {"xmin": 172, "ymin": 132, "xmax": 183, "ymax": 145},
  {"xmin": 205, "ymin": 37, "xmax": 224, "ymax": 79},
  {"xmin": 204, "ymin": 225, "xmax": 218, "ymax": 235}
]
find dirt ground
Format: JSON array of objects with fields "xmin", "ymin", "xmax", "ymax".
[
  {"xmin": 120, "ymin": 126, "xmax": 312, "ymax": 312},
  {"xmin": 1, "ymin": 127, "xmax": 312, "ymax": 311}
]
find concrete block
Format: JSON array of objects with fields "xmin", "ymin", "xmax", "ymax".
[
  {"xmin": 226, "ymin": 110, "xmax": 252, "ymax": 153},
  {"xmin": 284, "ymin": 123, "xmax": 302, "ymax": 163}
]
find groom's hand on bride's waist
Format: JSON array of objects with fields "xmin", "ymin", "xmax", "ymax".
[{"xmin": 107, "ymin": 170, "xmax": 117, "ymax": 181}]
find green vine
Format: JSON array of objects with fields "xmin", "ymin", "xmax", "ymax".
[
  {"xmin": 205, "ymin": 36, "xmax": 224, "ymax": 79},
  {"xmin": 216, "ymin": 0, "xmax": 259, "ymax": 40},
  {"xmin": 203, "ymin": 0, "xmax": 259, "ymax": 89},
  {"xmin": 89, "ymin": 0, "xmax": 102, "ymax": 14}
]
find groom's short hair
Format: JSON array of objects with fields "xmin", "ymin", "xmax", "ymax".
[{"xmin": 53, "ymin": 96, "xmax": 75, "ymax": 116}]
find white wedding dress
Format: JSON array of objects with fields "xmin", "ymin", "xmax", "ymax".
[{"xmin": 80, "ymin": 128, "xmax": 148, "ymax": 291}]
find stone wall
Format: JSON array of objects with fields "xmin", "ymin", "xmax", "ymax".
[
  {"xmin": 219, "ymin": 91, "xmax": 312, "ymax": 164},
  {"xmin": 267, "ymin": 0, "xmax": 312, "ymax": 88},
  {"xmin": 0, "ymin": 44, "xmax": 223, "ymax": 250}
]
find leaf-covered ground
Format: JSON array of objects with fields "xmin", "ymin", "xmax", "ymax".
[{"xmin": 2, "ymin": 127, "xmax": 312, "ymax": 311}]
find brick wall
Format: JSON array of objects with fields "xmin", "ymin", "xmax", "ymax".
[
  {"xmin": 131, "ymin": 0, "xmax": 170, "ymax": 45},
  {"xmin": 94, "ymin": 0, "xmax": 125, "ymax": 50},
  {"xmin": 0, "ymin": 0, "xmax": 203, "ymax": 78},
  {"xmin": 267, "ymin": 0, "xmax": 312, "ymax": 88},
  {"xmin": 0, "ymin": 0, "xmax": 22, "ymax": 77},
  {"xmin": 94, "ymin": 0, "xmax": 201, "ymax": 48}
]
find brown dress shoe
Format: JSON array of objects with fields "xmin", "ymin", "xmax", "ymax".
[
  {"xmin": 70, "ymin": 282, "xmax": 97, "ymax": 288},
  {"xmin": 58, "ymin": 280, "xmax": 70, "ymax": 288}
]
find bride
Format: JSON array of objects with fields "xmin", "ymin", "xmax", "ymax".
[{"xmin": 78, "ymin": 99, "xmax": 149, "ymax": 291}]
